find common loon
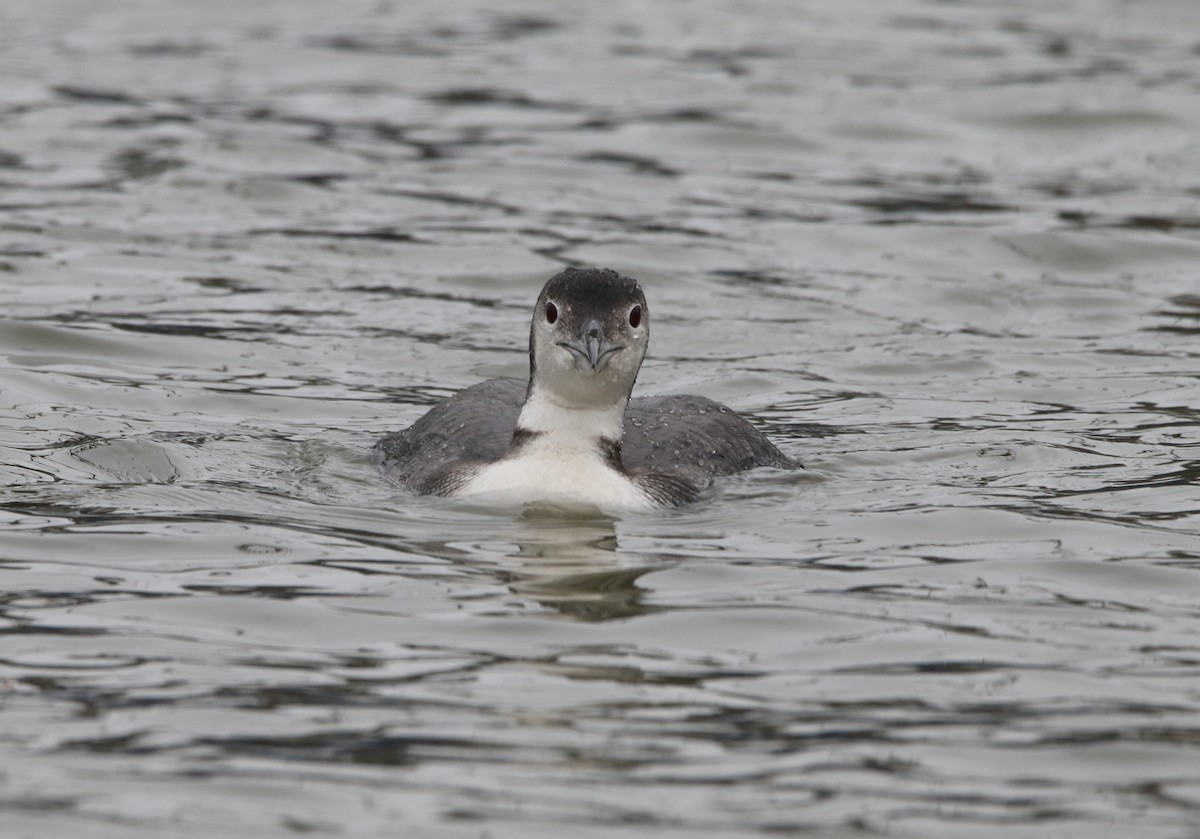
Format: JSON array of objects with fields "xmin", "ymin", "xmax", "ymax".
[{"xmin": 372, "ymin": 267, "xmax": 797, "ymax": 510}]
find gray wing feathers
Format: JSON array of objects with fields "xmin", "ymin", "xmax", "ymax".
[
  {"xmin": 370, "ymin": 377, "xmax": 525, "ymax": 494},
  {"xmin": 623, "ymin": 394, "xmax": 796, "ymax": 489}
]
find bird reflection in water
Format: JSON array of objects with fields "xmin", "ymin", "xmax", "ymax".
[{"xmin": 453, "ymin": 506, "xmax": 668, "ymax": 622}]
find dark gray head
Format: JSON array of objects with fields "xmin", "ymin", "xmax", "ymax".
[{"xmin": 528, "ymin": 267, "xmax": 649, "ymax": 409}]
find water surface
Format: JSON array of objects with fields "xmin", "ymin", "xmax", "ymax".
[{"xmin": 2, "ymin": 1, "xmax": 1200, "ymax": 837}]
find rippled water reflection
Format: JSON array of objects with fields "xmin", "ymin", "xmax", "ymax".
[{"xmin": 2, "ymin": 1, "xmax": 1200, "ymax": 836}]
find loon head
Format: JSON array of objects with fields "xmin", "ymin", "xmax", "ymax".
[{"xmin": 527, "ymin": 267, "xmax": 649, "ymax": 410}]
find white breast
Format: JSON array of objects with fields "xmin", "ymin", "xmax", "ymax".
[
  {"xmin": 454, "ymin": 392, "xmax": 654, "ymax": 511},
  {"xmin": 458, "ymin": 446, "xmax": 654, "ymax": 511}
]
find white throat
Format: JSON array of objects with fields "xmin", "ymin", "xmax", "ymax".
[{"xmin": 515, "ymin": 388, "xmax": 627, "ymax": 446}]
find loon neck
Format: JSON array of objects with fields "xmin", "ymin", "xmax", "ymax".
[{"xmin": 512, "ymin": 387, "xmax": 628, "ymax": 459}]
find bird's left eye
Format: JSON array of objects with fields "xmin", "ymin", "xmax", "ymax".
[{"xmin": 628, "ymin": 305, "xmax": 642, "ymax": 328}]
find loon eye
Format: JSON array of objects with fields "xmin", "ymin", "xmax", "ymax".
[
  {"xmin": 545, "ymin": 302, "xmax": 558, "ymax": 324},
  {"xmin": 628, "ymin": 305, "xmax": 642, "ymax": 328}
]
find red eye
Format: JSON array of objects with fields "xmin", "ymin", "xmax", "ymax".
[
  {"xmin": 629, "ymin": 305, "xmax": 642, "ymax": 328},
  {"xmin": 545, "ymin": 302, "xmax": 558, "ymax": 324}
]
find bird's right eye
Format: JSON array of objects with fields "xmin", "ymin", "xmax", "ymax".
[{"xmin": 545, "ymin": 302, "xmax": 558, "ymax": 324}]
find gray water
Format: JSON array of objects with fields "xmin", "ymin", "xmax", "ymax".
[{"xmin": 2, "ymin": 1, "xmax": 1200, "ymax": 837}]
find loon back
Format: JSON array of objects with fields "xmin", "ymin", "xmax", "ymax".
[{"xmin": 371, "ymin": 376, "xmax": 794, "ymax": 503}]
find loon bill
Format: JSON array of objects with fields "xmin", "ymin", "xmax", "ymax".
[{"xmin": 372, "ymin": 267, "xmax": 798, "ymax": 510}]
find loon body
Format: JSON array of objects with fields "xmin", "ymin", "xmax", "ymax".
[{"xmin": 372, "ymin": 267, "xmax": 796, "ymax": 510}]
